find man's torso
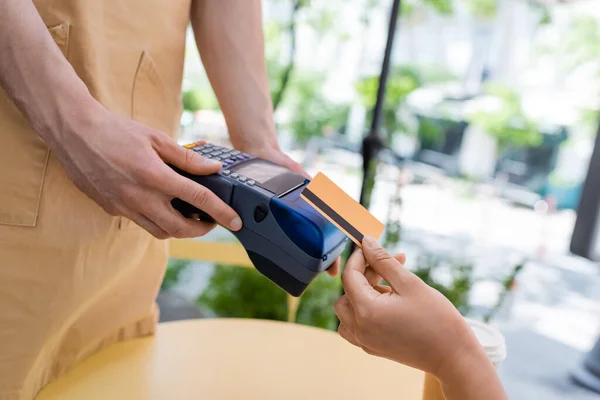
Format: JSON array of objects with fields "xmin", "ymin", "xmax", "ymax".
[{"xmin": 0, "ymin": 1, "xmax": 192, "ymax": 398}]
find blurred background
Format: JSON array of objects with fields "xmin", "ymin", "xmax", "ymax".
[{"xmin": 162, "ymin": 1, "xmax": 600, "ymax": 398}]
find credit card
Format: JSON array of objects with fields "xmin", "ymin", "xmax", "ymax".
[{"xmin": 300, "ymin": 172, "xmax": 384, "ymax": 247}]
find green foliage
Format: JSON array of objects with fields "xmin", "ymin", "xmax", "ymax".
[
  {"xmin": 418, "ymin": 65, "xmax": 458, "ymax": 84},
  {"xmin": 361, "ymin": 0, "xmax": 381, "ymax": 25},
  {"xmin": 548, "ymin": 170, "xmax": 579, "ymax": 188},
  {"xmin": 182, "ymin": 90, "xmax": 201, "ymax": 113},
  {"xmin": 528, "ymin": 2, "xmax": 551, "ymax": 26},
  {"xmin": 537, "ymin": 15, "xmax": 600, "ymax": 84},
  {"xmin": 412, "ymin": 253, "xmax": 475, "ymax": 315},
  {"xmin": 383, "ymin": 220, "xmax": 402, "ymax": 249},
  {"xmin": 269, "ymin": 0, "xmax": 308, "ymax": 111},
  {"xmin": 541, "ymin": 15, "xmax": 600, "ymax": 136},
  {"xmin": 467, "ymin": 83, "xmax": 542, "ymax": 153},
  {"xmin": 422, "ymin": 0, "xmax": 453, "ymax": 15},
  {"xmin": 284, "ymin": 71, "xmax": 350, "ymax": 142},
  {"xmin": 264, "ymin": 20, "xmax": 287, "ymax": 105},
  {"xmin": 161, "ymin": 259, "xmax": 191, "ymax": 291},
  {"xmin": 580, "ymin": 109, "xmax": 600, "ymax": 138},
  {"xmin": 409, "ymin": 252, "xmax": 526, "ymax": 320},
  {"xmin": 356, "ymin": 65, "xmax": 423, "ymax": 140},
  {"xmin": 266, "ymin": 0, "xmax": 352, "ymax": 112},
  {"xmin": 401, "ymin": 0, "xmax": 453, "ymax": 17},
  {"xmin": 182, "ymin": 89, "xmax": 219, "ymax": 112},
  {"xmin": 462, "ymin": 0, "xmax": 498, "ymax": 20},
  {"xmin": 296, "ymin": 273, "xmax": 342, "ymax": 330},
  {"xmin": 267, "ymin": 59, "xmax": 285, "ymax": 106},
  {"xmin": 539, "ymin": 10, "xmax": 551, "ymax": 26},
  {"xmin": 484, "ymin": 262, "xmax": 524, "ymax": 323},
  {"xmin": 401, "ymin": 0, "xmax": 417, "ymax": 18},
  {"xmin": 418, "ymin": 117, "xmax": 445, "ymax": 146},
  {"xmin": 305, "ymin": 8, "xmax": 337, "ymax": 34},
  {"xmin": 356, "ymin": 66, "xmax": 422, "ymax": 109},
  {"xmin": 198, "ymin": 265, "xmax": 288, "ymax": 321},
  {"xmin": 559, "ymin": 16, "xmax": 600, "ymax": 73},
  {"xmin": 383, "ymin": 180, "xmax": 404, "ymax": 250},
  {"xmin": 356, "ymin": 65, "xmax": 456, "ymax": 143},
  {"xmin": 197, "ymin": 264, "xmax": 342, "ymax": 330}
]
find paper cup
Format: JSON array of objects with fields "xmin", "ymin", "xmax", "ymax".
[
  {"xmin": 421, "ymin": 318, "xmax": 507, "ymax": 400},
  {"xmin": 464, "ymin": 318, "xmax": 507, "ymax": 367}
]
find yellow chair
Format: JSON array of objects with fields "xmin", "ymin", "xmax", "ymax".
[{"xmin": 168, "ymin": 239, "xmax": 301, "ymax": 323}]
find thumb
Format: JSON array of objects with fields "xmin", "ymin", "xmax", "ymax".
[
  {"xmin": 362, "ymin": 236, "xmax": 410, "ymax": 291},
  {"xmin": 158, "ymin": 138, "xmax": 222, "ymax": 175}
]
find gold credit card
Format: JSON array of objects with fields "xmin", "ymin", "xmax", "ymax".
[{"xmin": 300, "ymin": 172, "xmax": 384, "ymax": 247}]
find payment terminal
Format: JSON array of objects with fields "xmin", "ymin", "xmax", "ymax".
[{"xmin": 170, "ymin": 142, "xmax": 348, "ymax": 297}]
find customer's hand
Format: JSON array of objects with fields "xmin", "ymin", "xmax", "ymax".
[
  {"xmin": 334, "ymin": 236, "xmax": 485, "ymax": 378},
  {"xmin": 50, "ymin": 106, "xmax": 242, "ymax": 239}
]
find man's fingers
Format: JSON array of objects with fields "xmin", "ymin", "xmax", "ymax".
[
  {"xmin": 130, "ymin": 213, "xmax": 170, "ymax": 240},
  {"xmin": 282, "ymin": 157, "xmax": 309, "ymax": 178},
  {"xmin": 261, "ymin": 150, "xmax": 311, "ymax": 179},
  {"xmin": 151, "ymin": 138, "xmax": 241, "ymax": 231},
  {"xmin": 288, "ymin": 161, "xmax": 311, "ymax": 179},
  {"xmin": 327, "ymin": 258, "xmax": 340, "ymax": 277},
  {"xmin": 341, "ymin": 248, "xmax": 378, "ymax": 304},
  {"xmin": 277, "ymin": 154, "xmax": 310, "ymax": 179},
  {"xmin": 333, "ymin": 295, "xmax": 356, "ymax": 333},
  {"xmin": 362, "ymin": 236, "xmax": 409, "ymax": 291},
  {"xmin": 167, "ymin": 174, "xmax": 242, "ymax": 231},
  {"xmin": 157, "ymin": 137, "xmax": 222, "ymax": 175},
  {"xmin": 145, "ymin": 199, "xmax": 216, "ymax": 238},
  {"xmin": 338, "ymin": 323, "xmax": 360, "ymax": 347}
]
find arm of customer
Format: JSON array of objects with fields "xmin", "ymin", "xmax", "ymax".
[
  {"xmin": 190, "ymin": 0, "xmax": 339, "ymax": 276},
  {"xmin": 335, "ymin": 236, "xmax": 509, "ymax": 400},
  {"xmin": 0, "ymin": 0, "xmax": 240, "ymax": 239}
]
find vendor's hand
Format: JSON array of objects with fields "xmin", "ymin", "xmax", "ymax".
[
  {"xmin": 241, "ymin": 143, "xmax": 310, "ymax": 179},
  {"xmin": 334, "ymin": 236, "xmax": 485, "ymax": 378},
  {"xmin": 263, "ymin": 149, "xmax": 310, "ymax": 179},
  {"xmin": 50, "ymin": 106, "xmax": 242, "ymax": 239},
  {"xmin": 239, "ymin": 143, "xmax": 339, "ymax": 277},
  {"xmin": 327, "ymin": 258, "xmax": 340, "ymax": 277}
]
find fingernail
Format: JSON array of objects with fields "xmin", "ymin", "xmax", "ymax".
[
  {"xmin": 205, "ymin": 158, "xmax": 222, "ymax": 166},
  {"xmin": 363, "ymin": 235, "xmax": 379, "ymax": 249},
  {"xmin": 230, "ymin": 217, "xmax": 242, "ymax": 231}
]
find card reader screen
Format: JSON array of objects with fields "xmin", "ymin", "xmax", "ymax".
[{"xmin": 234, "ymin": 160, "xmax": 289, "ymax": 184}]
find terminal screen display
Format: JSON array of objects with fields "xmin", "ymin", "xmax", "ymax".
[{"xmin": 234, "ymin": 160, "xmax": 289, "ymax": 184}]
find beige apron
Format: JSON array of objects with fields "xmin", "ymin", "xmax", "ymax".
[{"xmin": 0, "ymin": 1, "xmax": 191, "ymax": 398}]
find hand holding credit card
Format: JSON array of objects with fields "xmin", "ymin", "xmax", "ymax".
[{"xmin": 300, "ymin": 172, "xmax": 384, "ymax": 247}]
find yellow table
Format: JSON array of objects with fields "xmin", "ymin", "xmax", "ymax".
[{"xmin": 37, "ymin": 319, "xmax": 425, "ymax": 400}]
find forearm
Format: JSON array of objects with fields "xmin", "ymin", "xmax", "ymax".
[
  {"xmin": 438, "ymin": 347, "xmax": 508, "ymax": 400},
  {"xmin": 0, "ymin": 0, "xmax": 97, "ymax": 147},
  {"xmin": 191, "ymin": 0, "xmax": 278, "ymax": 152}
]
